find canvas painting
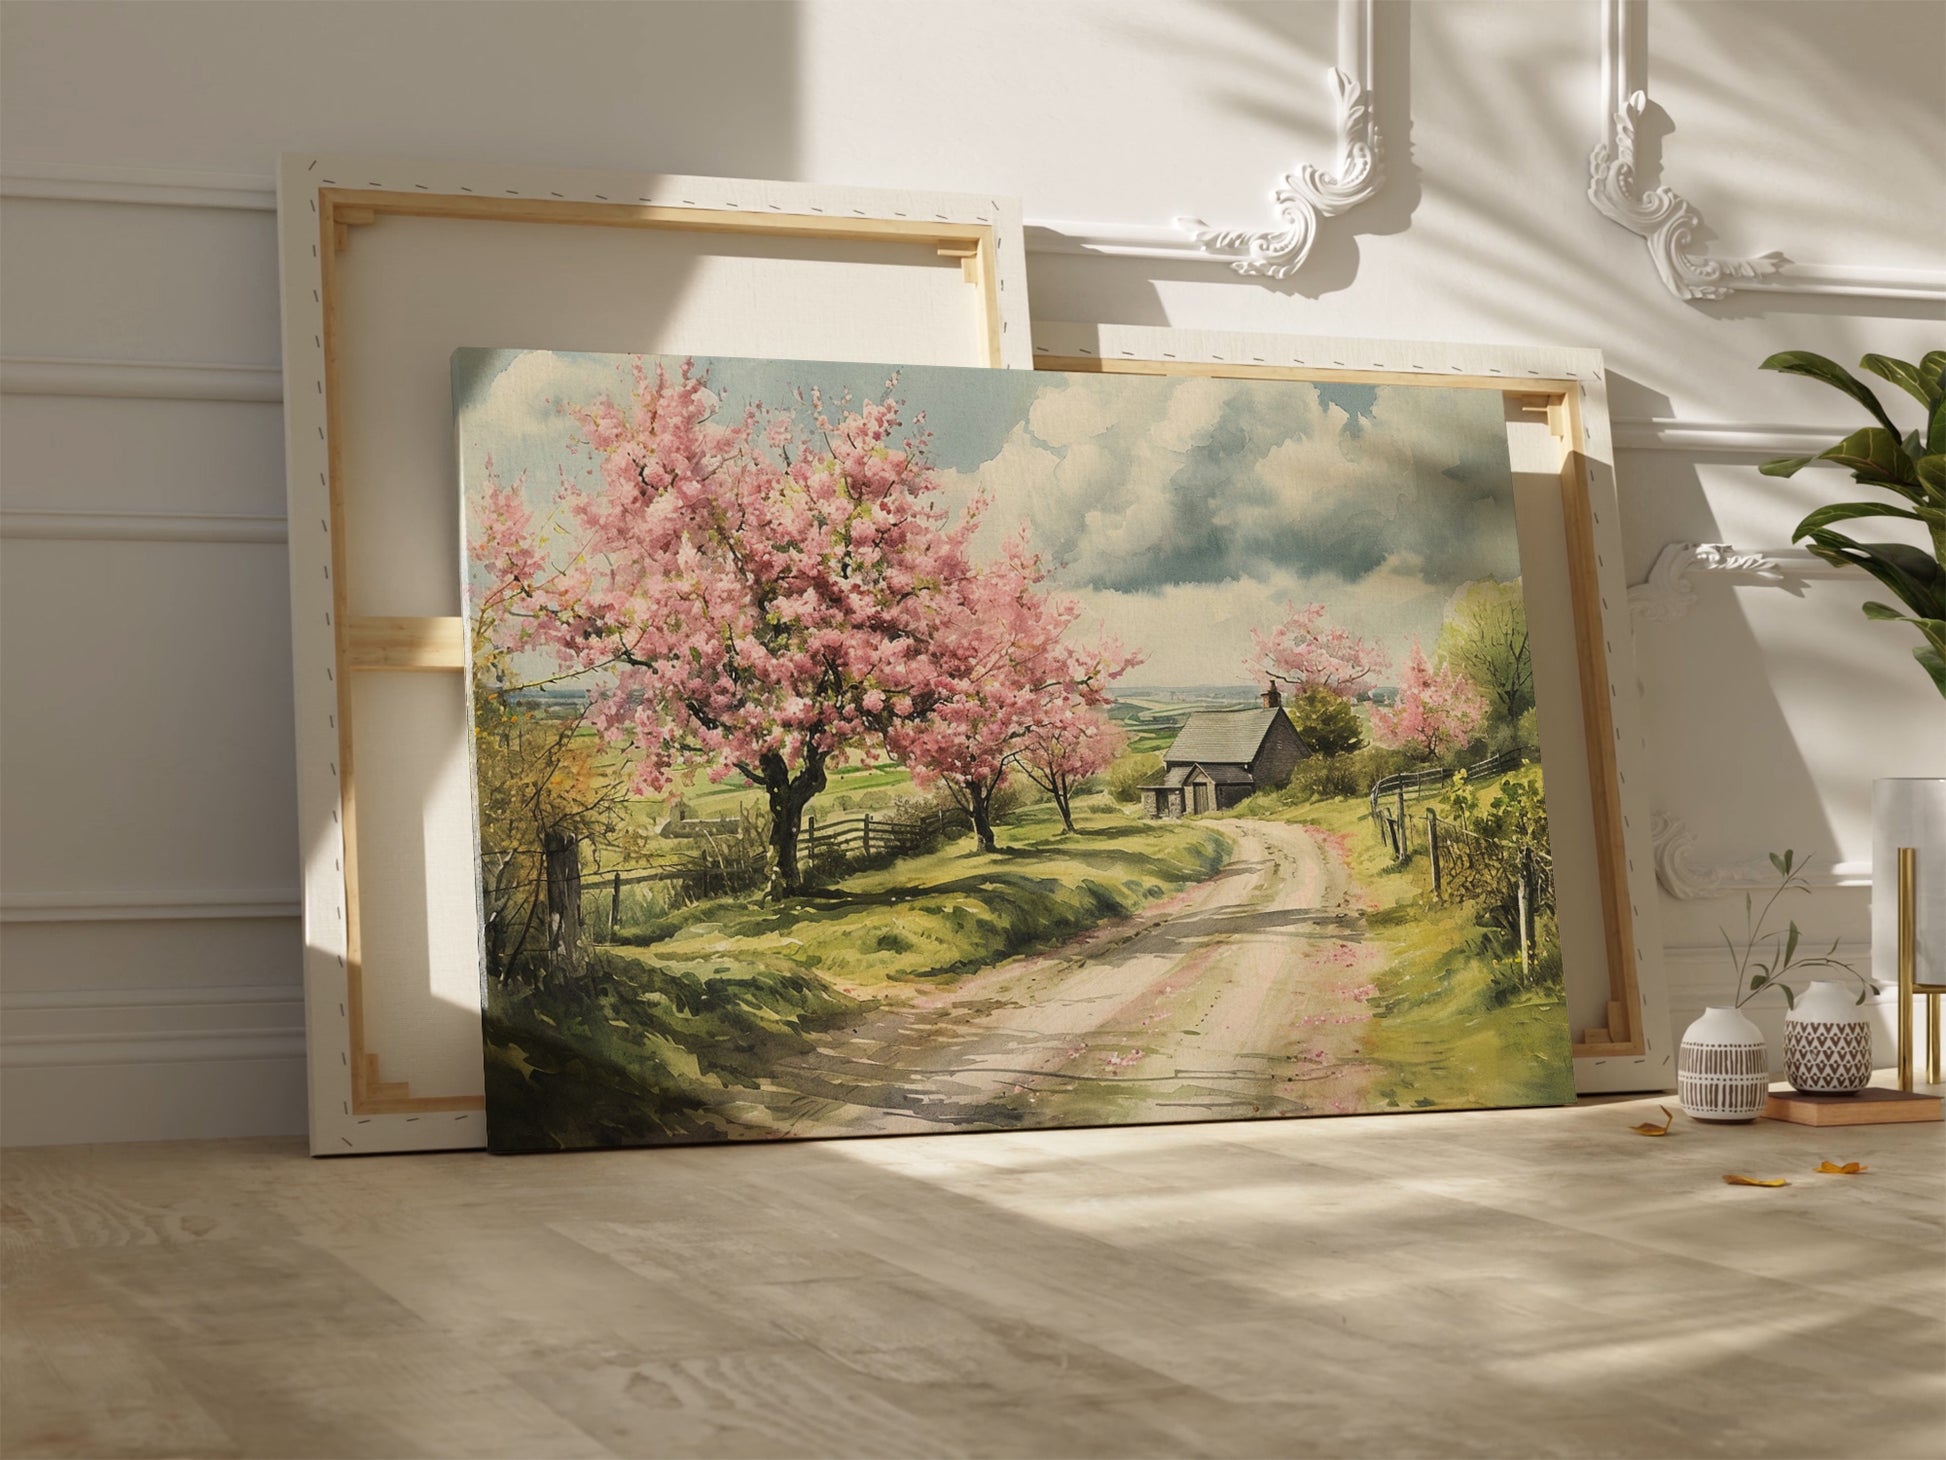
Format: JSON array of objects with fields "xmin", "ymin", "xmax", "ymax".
[{"xmin": 455, "ymin": 349, "xmax": 1577, "ymax": 1151}]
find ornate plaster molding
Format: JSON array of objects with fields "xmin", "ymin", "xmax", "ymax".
[
  {"xmin": 1174, "ymin": 40, "xmax": 1383, "ymax": 279},
  {"xmin": 1588, "ymin": 0, "xmax": 1942, "ymax": 305},
  {"xmin": 1628, "ymin": 542, "xmax": 1849, "ymax": 624},
  {"xmin": 1651, "ymin": 813, "xmax": 1870, "ymax": 899},
  {"xmin": 1589, "ymin": 0, "xmax": 1782, "ymax": 301}
]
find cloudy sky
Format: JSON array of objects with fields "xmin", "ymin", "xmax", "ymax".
[{"xmin": 454, "ymin": 349, "xmax": 1520, "ymax": 689}]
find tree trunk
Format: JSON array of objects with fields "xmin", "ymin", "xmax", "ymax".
[
  {"xmin": 1052, "ymin": 778, "xmax": 1077, "ymax": 834},
  {"xmin": 762, "ymin": 750, "xmax": 827, "ymax": 900},
  {"xmin": 968, "ymin": 779, "xmax": 998, "ymax": 853},
  {"xmin": 541, "ymin": 828, "xmax": 584, "ymax": 977}
]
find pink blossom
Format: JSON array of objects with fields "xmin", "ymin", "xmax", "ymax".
[
  {"xmin": 1368, "ymin": 640, "xmax": 1487, "ymax": 758},
  {"xmin": 1249, "ymin": 602, "xmax": 1388, "ymax": 699}
]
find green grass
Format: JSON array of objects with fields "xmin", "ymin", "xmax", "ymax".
[
  {"xmin": 486, "ymin": 794, "xmax": 1234, "ymax": 1149},
  {"xmin": 1226, "ymin": 782, "xmax": 1574, "ymax": 1112},
  {"xmin": 615, "ymin": 796, "xmax": 1233, "ymax": 992},
  {"xmin": 484, "ymin": 954, "xmax": 861, "ymax": 1151}
]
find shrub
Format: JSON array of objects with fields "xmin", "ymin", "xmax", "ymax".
[
  {"xmin": 1288, "ymin": 688, "xmax": 1365, "ymax": 756},
  {"xmin": 1106, "ymin": 752, "xmax": 1164, "ymax": 803}
]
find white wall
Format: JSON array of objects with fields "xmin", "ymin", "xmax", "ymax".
[{"xmin": 3, "ymin": 0, "xmax": 1941, "ymax": 1144}]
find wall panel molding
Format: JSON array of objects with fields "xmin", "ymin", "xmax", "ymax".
[
  {"xmin": 0, "ymin": 159, "xmax": 277, "ymax": 211},
  {"xmin": 1587, "ymin": 0, "xmax": 1946, "ymax": 305},
  {"xmin": 0, "ymin": 509, "xmax": 288, "ymax": 544},
  {"xmin": 0, "ymin": 355, "xmax": 281, "ymax": 403},
  {"xmin": 1609, "ymin": 419, "xmax": 1853, "ymax": 455},
  {"xmin": 0, "ymin": 982, "xmax": 304, "ymax": 1070},
  {"xmin": 0, "ymin": 890, "xmax": 302, "ymax": 923}
]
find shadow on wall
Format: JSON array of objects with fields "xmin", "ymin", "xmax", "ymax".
[{"xmin": 0, "ymin": 0, "xmax": 805, "ymax": 182}]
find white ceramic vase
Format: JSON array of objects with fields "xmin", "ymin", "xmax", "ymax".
[
  {"xmin": 1678, "ymin": 1005, "xmax": 1770, "ymax": 1122},
  {"xmin": 1783, "ymin": 979, "xmax": 1872, "ymax": 1095}
]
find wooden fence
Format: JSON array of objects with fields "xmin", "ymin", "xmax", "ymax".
[
  {"xmin": 589, "ymin": 803, "xmax": 972, "ymax": 916},
  {"xmin": 1373, "ymin": 801, "xmax": 1552, "ymax": 975},
  {"xmin": 800, "ymin": 806, "xmax": 969, "ymax": 878},
  {"xmin": 1366, "ymin": 746, "xmax": 1525, "ymax": 820}
]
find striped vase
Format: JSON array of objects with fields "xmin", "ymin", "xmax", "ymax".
[{"xmin": 1678, "ymin": 1006, "xmax": 1770, "ymax": 1122}]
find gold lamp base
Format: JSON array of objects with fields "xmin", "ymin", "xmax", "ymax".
[{"xmin": 1896, "ymin": 845, "xmax": 1945, "ymax": 1091}]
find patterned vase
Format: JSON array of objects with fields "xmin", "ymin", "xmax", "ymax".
[
  {"xmin": 1678, "ymin": 1005, "xmax": 1769, "ymax": 1122},
  {"xmin": 1784, "ymin": 980, "xmax": 1873, "ymax": 1095}
]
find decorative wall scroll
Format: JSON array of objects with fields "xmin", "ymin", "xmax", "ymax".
[
  {"xmin": 1588, "ymin": 0, "xmax": 1946, "ymax": 305},
  {"xmin": 1031, "ymin": 0, "xmax": 1384, "ymax": 281}
]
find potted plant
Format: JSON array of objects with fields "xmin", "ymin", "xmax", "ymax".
[
  {"xmin": 1759, "ymin": 350, "xmax": 1943, "ymax": 1053},
  {"xmin": 1679, "ymin": 850, "xmax": 1876, "ymax": 1121},
  {"xmin": 1758, "ymin": 349, "xmax": 1944, "ymax": 696}
]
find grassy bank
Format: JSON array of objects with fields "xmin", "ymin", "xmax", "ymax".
[
  {"xmin": 485, "ymin": 795, "xmax": 1233, "ymax": 1149},
  {"xmin": 622, "ymin": 797, "xmax": 1233, "ymax": 992},
  {"xmin": 1228, "ymin": 783, "xmax": 1574, "ymax": 1112}
]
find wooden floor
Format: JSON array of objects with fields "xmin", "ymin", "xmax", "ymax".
[{"xmin": 3, "ymin": 1092, "xmax": 1941, "ymax": 1459}]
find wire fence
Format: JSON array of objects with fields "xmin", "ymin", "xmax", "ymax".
[{"xmin": 1373, "ymin": 797, "xmax": 1553, "ymax": 976}]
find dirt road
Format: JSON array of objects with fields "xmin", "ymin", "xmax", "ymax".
[{"xmin": 734, "ymin": 818, "xmax": 1389, "ymax": 1136}]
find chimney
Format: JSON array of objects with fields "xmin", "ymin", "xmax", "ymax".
[{"xmin": 1260, "ymin": 683, "xmax": 1282, "ymax": 709}]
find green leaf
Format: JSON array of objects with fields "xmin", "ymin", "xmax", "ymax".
[
  {"xmin": 1930, "ymin": 396, "xmax": 1946, "ymax": 457},
  {"xmin": 1780, "ymin": 984, "xmax": 1795, "ymax": 1010},
  {"xmin": 1784, "ymin": 921, "xmax": 1801, "ymax": 966},
  {"xmin": 1760, "ymin": 455, "xmax": 1815, "ymax": 478},
  {"xmin": 1915, "ymin": 644, "xmax": 1946, "ymax": 697},
  {"xmin": 1762, "ymin": 350, "xmax": 1902, "ymax": 438},
  {"xmin": 1768, "ymin": 851, "xmax": 1785, "ymax": 875},
  {"xmin": 1782, "ymin": 849, "xmax": 1795, "ymax": 873},
  {"xmin": 1862, "ymin": 353, "xmax": 1944, "ymax": 409},
  {"xmin": 1750, "ymin": 973, "xmax": 1767, "ymax": 988},
  {"xmin": 1916, "ymin": 455, "xmax": 1946, "ymax": 499},
  {"xmin": 1924, "ymin": 350, "xmax": 1946, "ymax": 384},
  {"xmin": 1802, "ymin": 534, "xmax": 1946, "ymax": 619},
  {"xmin": 1782, "ymin": 502, "xmax": 1922, "ymax": 545},
  {"xmin": 1817, "ymin": 427, "xmax": 1916, "ymax": 488}
]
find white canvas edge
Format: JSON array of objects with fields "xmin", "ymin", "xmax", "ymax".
[
  {"xmin": 1030, "ymin": 321, "xmax": 1672, "ymax": 1097},
  {"xmin": 277, "ymin": 153, "xmax": 1033, "ymax": 1154}
]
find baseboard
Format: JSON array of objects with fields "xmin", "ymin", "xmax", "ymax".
[
  {"xmin": 1, "ymin": 1057, "xmax": 305, "ymax": 1146},
  {"xmin": 0, "ymin": 981, "xmax": 306, "ymax": 1145}
]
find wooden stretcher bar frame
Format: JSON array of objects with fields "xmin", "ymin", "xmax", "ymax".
[
  {"xmin": 277, "ymin": 154, "xmax": 1031, "ymax": 1152},
  {"xmin": 1030, "ymin": 322, "xmax": 1671, "ymax": 1094}
]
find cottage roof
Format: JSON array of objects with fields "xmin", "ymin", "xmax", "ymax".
[{"xmin": 1162, "ymin": 707, "xmax": 1284, "ymax": 768}]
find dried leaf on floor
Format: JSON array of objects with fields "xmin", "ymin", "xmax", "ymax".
[
  {"xmin": 1630, "ymin": 1106, "xmax": 1677, "ymax": 1136},
  {"xmin": 1722, "ymin": 1174, "xmax": 1790, "ymax": 1188},
  {"xmin": 1814, "ymin": 1160, "xmax": 1868, "ymax": 1175}
]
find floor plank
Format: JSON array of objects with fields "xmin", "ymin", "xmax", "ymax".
[{"xmin": 3, "ymin": 1093, "xmax": 1941, "ymax": 1458}]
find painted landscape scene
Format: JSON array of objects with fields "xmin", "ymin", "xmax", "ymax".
[{"xmin": 455, "ymin": 349, "xmax": 1576, "ymax": 1151}]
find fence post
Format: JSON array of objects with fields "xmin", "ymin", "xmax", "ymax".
[
  {"xmin": 862, "ymin": 813, "xmax": 872, "ymax": 859},
  {"xmin": 1517, "ymin": 847, "xmax": 1533, "ymax": 977},
  {"xmin": 610, "ymin": 871, "xmax": 621, "ymax": 932},
  {"xmin": 1427, "ymin": 810, "xmax": 1441, "ymax": 898}
]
